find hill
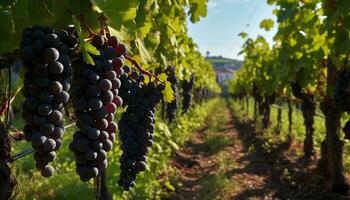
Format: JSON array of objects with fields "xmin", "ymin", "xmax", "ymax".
[{"xmin": 207, "ymin": 56, "xmax": 243, "ymax": 70}]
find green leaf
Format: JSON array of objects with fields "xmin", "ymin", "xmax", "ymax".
[
  {"xmin": 167, "ymin": 140, "xmax": 179, "ymax": 150},
  {"xmin": 162, "ymin": 81, "xmax": 174, "ymax": 103},
  {"xmin": 164, "ymin": 181, "xmax": 176, "ymax": 191},
  {"xmin": 73, "ymin": 17, "xmax": 100, "ymax": 65},
  {"xmin": 157, "ymin": 121, "xmax": 172, "ymax": 137},
  {"xmin": 85, "ymin": 42, "xmax": 100, "ymax": 55},
  {"xmin": 238, "ymin": 32, "xmax": 248, "ymax": 39},
  {"xmin": 158, "ymin": 73, "xmax": 168, "ymax": 82},
  {"xmin": 135, "ymin": 38, "xmax": 153, "ymax": 63},
  {"xmin": 188, "ymin": 0, "xmax": 208, "ymax": 23},
  {"xmin": 260, "ymin": 18, "xmax": 274, "ymax": 31},
  {"xmin": 0, "ymin": 10, "xmax": 15, "ymax": 54}
]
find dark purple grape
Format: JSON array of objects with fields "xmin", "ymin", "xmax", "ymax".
[{"xmin": 44, "ymin": 48, "xmax": 59, "ymax": 62}]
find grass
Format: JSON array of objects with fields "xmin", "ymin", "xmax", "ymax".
[
  {"xmin": 199, "ymin": 173, "xmax": 231, "ymax": 200},
  {"xmin": 204, "ymin": 133, "xmax": 231, "ymax": 154},
  {"xmin": 229, "ymin": 97, "xmax": 350, "ymax": 172}
]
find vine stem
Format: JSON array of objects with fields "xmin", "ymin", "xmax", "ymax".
[
  {"xmin": 124, "ymin": 55, "xmax": 163, "ymax": 82},
  {"xmin": 79, "ymin": 14, "xmax": 95, "ymax": 38},
  {"xmin": 40, "ymin": 0, "xmax": 54, "ymax": 16},
  {"xmin": 6, "ymin": 65, "xmax": 12, "ymax": 125},
  {"xmin": 66, "ymin": 6, "xmax": 95, "ymax": 37}
]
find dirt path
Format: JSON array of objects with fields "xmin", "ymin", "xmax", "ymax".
[{"xmin": 163, "ymin": 101, "xmax": 349, "ymax": 200}]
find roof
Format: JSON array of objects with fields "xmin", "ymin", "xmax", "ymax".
[{"xmin": 214, "ymin": 68, "xmax": 235, "ymax": 73}]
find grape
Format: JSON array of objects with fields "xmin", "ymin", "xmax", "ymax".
[
  {"xmin": 22, "ymin": 30, "xmax": 32, "ymax": 38},
  {"xmin": 57, "ymin": 30, "xmax": 69, "ymax": 41},
  {"xmin": 70, "ymin": 33, "xmax": 124, "ymax": 181},
  {"xmin": 88, "ymin": 98, "xmax": 103, "ymax": 110},
  {"xmin": 37, "ymin": 104, "xmax": 52, "ymax": 116},
  {"xmin": 44, "ymin": 48, "xmax": 59, "ymax": 62},
  {"xmin": 88, "ymin": 73, "xmax": 100, "ymax": 84},
  {"xmin": 166, "ymin": 66, "xmax": 179, "ymax": 123},
  {"xmin": 104, "ymin": 47, "xmax": 117, "ymax": 60},
  {"xmin": 41, "ymin": 165, "xmax": 54, "ymax": 177},
  {"xmin": 38, "ymin": 91, "xmax": 54, "ymax": 103},
  {"xmin": 334, "ymin": 70, "xmax": 350, "ymax": 112},
  {"xmin": 52, "ymin": 127, "xmax": 64, "ymax": 139},
  {"xmin": 55, "ymin": 91, "xmax": 70, "ymax": 103},
  {"xmin": 20, "ymin": 25, "xmax": 76, "ymax": 177},
  {"xmin": 26, "ymin": 98, "xmax": 39, "ymax": 111},
  {"xmin": 111, "ymin": 78, "xmax": 121, "ymax": 89},
  {"xmin": 107, "ymin": 36, "xmax": 119, "ymax": 48},
  {"xmin": 116, "ymin": 44, "xmax": 128, "ymax": 56},
  {"xmin": 117, "ymin": 69, "xmax": 163, "ymax": 190},
  {"xmin": 48, "ymin": 61, "xmax": 64, "ymax": 74},
  {"xmin": 34, "ymin": 77, "xmax": 50, "ymax": 88},
  {"xmin": 34, "ymin": 64, "xmax": 49, "ymax": 76},
  {"xmin": 86, "ymin": 85, "xmax": 101, "ymax": 97},
  {"xmin": 31, "ymin": 133, "xmax": 47, "ymax": 147},
  {"xmin": 49, "ymin": 81, "xmax": 63, "ymax": 95},
  {"xmin": 43, "ymin": 139, "xmax": 56, "ymax": 152},
  {"xmin": 44, "ymin": 33, "xmax": 60, "ymax": 47},
  {"xmin": 99, "ymin": 79, "xmax": 112, "ymax": 91},
  {"xmin": 115, "ymin": 67, "xmax": 124, "ymax": 76},
  {"xmin": 87, "ymin": 128, "xmax": 100, "ymax": 140},
  {"xmin": 182, "ymin": 74, "xmax": 195, "ymax": 113},
  {"xmin": 344, "ymin": 120, "xmax": 350, "ymax": 140},
  {"xmin": 40, "ymin": 123, "xmax": 55, "ymax": 136},
  {"xmin": 76, "ymin": 138, "xmax": 90, "ymax": 152},
  {"xmin": 33, "ymin": 30, "xmax": 46, "ymax": 40},
  {"xmin": 92, "ymin": 35, "xmax": 105, "ymax": 48},
  {"xmin": 105, "ymin": 102, "xmax": 116, "ymax": 113},
  {"xmin": 112, "ymin": 57, "xmax": 124, "ymax": 69},
  {"xmin": 48, "ymin": 110, "xmax": 63, "ymax": 122},
  {"xmin": 32, "ymin": 40, "xmax": 45, "ymax": 54},
  {"xmin": 101, "ymin": 91, "xmax": 114, "ymax": 104},
  {"xmin": 21, "ymin": 47, "xmax": 35, "ymax": 59}
]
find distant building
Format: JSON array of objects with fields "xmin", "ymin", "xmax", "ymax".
[{"xmin": 215, "ymin": 67, "xmax": 235, "ymax": 85}]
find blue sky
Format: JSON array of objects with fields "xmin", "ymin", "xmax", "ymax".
[{"xmin": 187, "ymin": 0, "xmax": 277, "ymax": 60}]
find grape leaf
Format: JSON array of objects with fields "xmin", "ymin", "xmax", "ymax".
[
  {"xmin": 73, "ymin": 17, "xmax": 100, "ymax": 65},
  {"xmin": 260, "ymin": 18, "xmax": 274, "ymax": 31},
  {"xmin": 158, "ymin": 73, "xmax": 168, "ymax": 82},
  {"xmin": 162, "ymin": 81, "xmax": 174, "ymax": 103}
]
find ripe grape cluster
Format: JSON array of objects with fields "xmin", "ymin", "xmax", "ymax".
[
  {"xmin": 118, "ymin": 66, "xmax": 164, "ymax": 190},
  {"xmin": 334, "ymin": 70, "xmax": 350, "ymax": 112},
  {"xmin": 69, "ymin": 35, "xmax": 126, "ymax": 181},
  {"xmin": 20, "ymin": 25, "xmax": 77, "ymax": 177},
  {"xmin": 166, "ymin": 66, "xmax": 179, "ymax": 123},
  {"xmin": 343, "ymin": 120, "xmax": 350, "ymax": 140},
  {"xmin": 182, "ymin": 74, "xmax": 195, "ymax": 113}
]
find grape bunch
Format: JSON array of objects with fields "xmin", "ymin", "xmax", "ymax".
[
  {"xmin": 69, "ymin": 35, "xmax": 125, "ymax": 181},
  {"xmin": 118, "ymin": 66, "xmax": 164, "ymax": 190},
  {"xmin": 343, "ymin": 120, "xmax": 350, "ymax": 140},
  {"xmin": 182, "ymin": 74, "xmax": 195, "ymax": 113},
  {"xmin": 334, "ymin": 69, "xmax": 350, "ymax": 112},
  {"xmin": 166, "ymin": 66, "xmax": 179, "ymax": 123},
  {"xmin": 20, "ymin": 25, "xmax": 77, "ymax": 177}
]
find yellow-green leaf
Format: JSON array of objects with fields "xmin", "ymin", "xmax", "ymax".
[
  {"xmin": 162, "ymin": 81, "xmax": 174, "ymax": 103},
  {"xmin": 158, "ymin": 73, "xmax": 168, "ymax": 82}
]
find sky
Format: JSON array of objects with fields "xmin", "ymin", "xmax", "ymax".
[{"xmin": 187, "ymin": 0, "xmax": 277, "ymax": 60}]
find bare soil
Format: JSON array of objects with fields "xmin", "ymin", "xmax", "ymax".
[{"xmin": 163, "ymin": 103, "xmax": 350, "ymax": 200}]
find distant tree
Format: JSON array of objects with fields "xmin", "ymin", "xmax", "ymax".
[{"xmin": 206, "ymin": 51, "xmax": 210, "ymax": 58}]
